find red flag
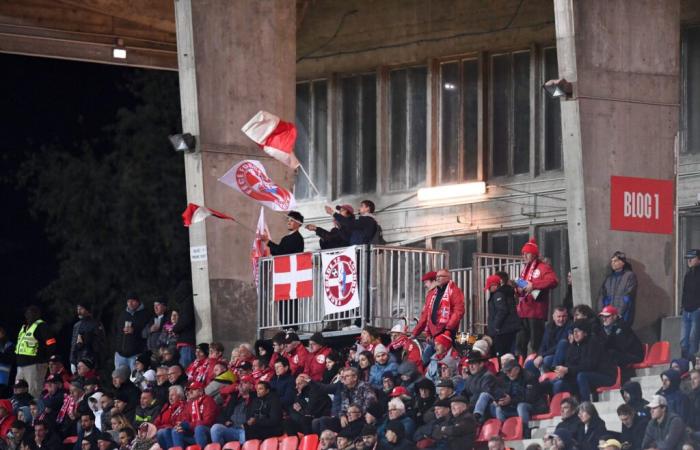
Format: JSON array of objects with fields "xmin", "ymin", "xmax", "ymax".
[
  {"xmin": 182, "ymin": 203, "xmax": 234, "ymax": 227},
  {"xmin": 273, "ymin": 253, "xmax": 313, "ymax": 300},
  {"xmin": 251, "ymin": 207, "xmax": 270, "ymax": 284},
  {"xmin": 241, "ymin": 110, "xmax": 299, "ymax": 169}
]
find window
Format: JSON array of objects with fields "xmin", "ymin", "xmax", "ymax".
[
  {"xmin": 543, "ymin": 47, "xmax": 563, "ymax": 170},
  {"xmin": 339, "ymin": 74, "xmax": 377, "ymax": 195},
  {"xmin": 537, "ymin": 225, "xmax": 570, "ymax": 306},
  {"xmin": 490, "ymin": 51, "xmax": 531, "ymax": 177},
  {"xmin": 436, "ymin": 235, "xmax": 477, "ymax": 269},
  {"xmin": 389, "ymin": 66, "xmax": 427, "ymax": 191},
  {"xmin": 485, "ymin": 230, "xmax": 530, "ymax": 255},
  {"xmin": 682, "ymin": 27, "xmax": 700, "ymax": 155},
  {"xmin": 439, "ymin": 59, "xmax": 479, "ymax": 183},
  {"xmin": 679, "ymin": 212, "xmax": 700, "ymax": 307},
  {"xmin": 295, "ymin": 81, "xmax": 328, "ymax": 199}
]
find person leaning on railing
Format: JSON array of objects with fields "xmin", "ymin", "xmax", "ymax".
[{"xmin": 411, "ymin": 269, "xmax": 465, "ymax": 367}]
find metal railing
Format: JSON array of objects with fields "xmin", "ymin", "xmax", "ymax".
[{"xmin": 256, "ymin": 245, "xmax": 447, "ymax": 338}]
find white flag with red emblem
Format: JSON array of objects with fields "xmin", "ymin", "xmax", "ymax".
[
  {"xmin": 321, "ymin": 246, "xmax": 360, "ymax": 315},
  {"xmin": 241, "ymin": 110, "xmax": 299, "ymax": 169},
  {"xmin": 273, "ymin": 253, "xmax": 313, "ymax": 301},
  {"xmin": 218, "ymin": 160, "xmax": 296, "ymax": 212},
  {"xmin": 182, "ymin": 203, "xmax": 234, "ymax": 227},
  {"xmin": 251, "ymin": 207, "xmax": 270, "ymax": 284}
]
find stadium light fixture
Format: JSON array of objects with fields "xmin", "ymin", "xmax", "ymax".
[
  {"xmin": 543, "ymin": 78, "xmax": 573, "ymax": 98},
  {"xmin": 169, "ymin": 133, "xmax": 197, "ymax": 153},
  {"xmin": 417, "ymin": 182, "xmax": 486, "ymax": 202},
  {"xmin": 113, "ymin": 38, "xmax": 127, "ymax": 59}
]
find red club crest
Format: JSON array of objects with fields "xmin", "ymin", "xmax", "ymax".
[
  {"xmin": 235, "ymin": 161, "xmax": 293, "ymax": 210},
  {"xmin": 323, "ymin": 254, "xmax": 357, "ymax": 307}
]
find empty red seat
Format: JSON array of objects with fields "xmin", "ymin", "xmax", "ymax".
[
  {"xmin": 538, "ymin": 372, "xmax": 558, "ymax": 383},
  {"xmin": 532, "ymin": 392, "xmax": 570, "ymax": 420},
  {"xmin": 242, "ymin": 440, "xmax": 261, "ymax": 450},
  {"xmin": 204, "ymin": 444, "xmax": 222, "ymax": 450},
  {"xmin": 169, "ymin": 447, "xmax": 184, "ymax": 450},
  {"xmin": 299, "ymin": 434, "xmax": 319, "ymax": 450},
  {"xmin": 501, "ymin": 416, "xmax": 523, "ymax": 440},
  {"xmin": 260, "ymin": 438, "xmax": 278, "ymax": 450},
  {"xmin": 646, "ymin": 341, "xmax": 671, "ymax": 366},
  {"xmin": 186, "ymin": 445, "xmax": 201, "ymax": 450},
  {"xmin": 223, "ymin": 443, "xmax": 240, "ymax": 450},
  {"xmin": 279, "ymin": 436, "xmax": 299, "ymax": 450},
  {"xmin": 597, "ymin": 367, "xmax": 622, "ymax": 393},
  {"xmin": 476, "ymin": 418, "xmax": 502, "ymax": 442}
]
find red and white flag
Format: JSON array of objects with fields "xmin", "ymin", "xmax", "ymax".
[
  {"xmin": 251, "ymin": 207, "xmax": 270, "ymax": 284},
  {"xmin": 182, "ymin": 203, "xmax": 234, "ymax": 227},
  {"xmin": 273, "ymin": 253, "xmax": 313, "ymax": 301},
  {"xmin": 218, "ymin": 160, "xmax": 296, "ymax": 212},
  {"xmin": 241, "ymin": 111, "xmax": 300, "ymax": 169}
]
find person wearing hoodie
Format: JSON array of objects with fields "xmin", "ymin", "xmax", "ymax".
[
  {"xmin": 620, "ymin": 381, "xmax": 650, "ymax": 418},
  {"xmin": 169, "ymin": 301, "xmax": 196, "ymax": 368},
  {"xmin": 369, "ymin": 345, "xmax": 399, "ymax": 390},
  {"xmin": 486, "ymin": 272, "xmax": 521, "ymax": 356},
  {"xmin": 379, "ymin": 420, "xmax": 414, "ymax": 450},
  {"xmin": 413, "ymin": 378, "xmax": 436, "ymax": 427},
  {"xmin": 597, "ymin": 251, "xmax": 637, "ymax": 325},
  {"xmin": 205, "ymin": 361, "xmax": 237, "ymax": 406},
  {"xmin": 270, "ymin": 357, "xmax": 295, "ymax": 412},
  {"xmin": 114, "ymin": 294, "xmax": 151, "ymax": 371},
  {"xmin": 670, "ymin": 359, "xmax": 692, "ymax": 394},
  {"xmin": 642, "ymin": 395, "xmax": 685, "ymax": 450},
  {"xmin": 397, "ymin": 362, "xmax": 421, "ymax": 395},
  {"xmin": 617, "ymin": 403, "xmax": 649, "ymax": 450},
  {"xmin": 656, "ymin": 369, "xmax": 689, "ymax": 421},
  {"xmin": 575, "ymin": 401, "xmax": 607, "ymax": 450}
]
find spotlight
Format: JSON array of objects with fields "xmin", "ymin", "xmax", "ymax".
[
  {"xmin": 169, "ymin": 133, "xmax": 197, "ymax": 152},
  {"xmin": 443, "ymin": 83, "xmax": 457, "ymax": 90},
  {"xmin": 543, "ymin": 78, "xmax": 573, "ymax": 98}
]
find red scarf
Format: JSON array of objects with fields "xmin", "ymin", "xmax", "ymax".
[
  {"xmin": 388, "ymin": 335, "xmax": 408, "ymax": 351},
  {"xmin": 186, "ymin": 358, "xmax": 209, "ymax": 382},
  {"xmin": 57, "ymin": 393, "xmax": 77, "ymax": 423},
  {"xmin": 190, "ymin": 397, "xmax": 204, "ymax": 423}
]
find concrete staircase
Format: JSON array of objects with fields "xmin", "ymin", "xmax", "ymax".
[{"xmin": 505, "ymin": 366, "xmax": 665, "ymax": 450}]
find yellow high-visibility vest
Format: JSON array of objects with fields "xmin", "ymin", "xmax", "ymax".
[{"xmin": 16, "ymin": 320, "xmax": 45, "ymax": 356}]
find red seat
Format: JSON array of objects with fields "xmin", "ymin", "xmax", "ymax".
[
  {"xmin": 279, "ymin": 436, "xmax": 298, "ymax": 450},
  {"xmin": 532, "ymin": 392, "xmax": 570, "ymax": 420},
  {"xmin": 260, "ymin": 438, "xmax": 278, "ymax": 450},
  {"xmin": 63, "ymin": 437, "xmax": 78, "ymax": 445},
  {"xmin": 518, "ymin": 355, "xmax": 524, "ymax": 366},
  {"xmin": 597, "ymin": 367, "xmax": 622, "ymax": 393},
  {"xmin": 223, "ymin": 443, "xmax": 240, "ymax": 450},
  {"xmin": 477, "ymin": 418, "xmax": 502, "ymax": 442},
  {"xmin": 646, "ymin": 341, "xmax": 671, "ymax": 367},
  {"xmin": 489, "ymin": 357, "xmax": 500, "ymax": 370},
  {"xmin": 501, "ymin": 416, "xmax": 523, "ymax": 440},
  {"xmin": 299, "ymin": 434, "xmax": 319, "ymax": 450},
  {"xmin": 630, "ymin": 344, "xmax": 650, "ymax": 369},
  {"xmin": 169, "ymin": 447, "xmax": 184, "ymax": 450},
  {"xmin": 204, "ymin": 444, "xmax": 222, "ymax": 450},
  {"xmin": 186, "ymin": 446, "xmax": 201, "ymax": 450},
  {"xmin": 242, "ymin": 440, "xmax": 261, "ymax": 450},
  {"xmin": 538, "ymin": 372, "xmax": 558, "ymax": 383}
]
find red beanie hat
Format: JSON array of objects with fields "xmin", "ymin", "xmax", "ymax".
[
  {"xmin": 434, "ymin": 333, "xmax": 452, "ymax": 349},
  {"xmin": 521, "ymin": 238, "xmax": 539, "ymax": 255},
  {"xmin": 484, "ymin": 274, "xmax": 501, "ymax": 291}
]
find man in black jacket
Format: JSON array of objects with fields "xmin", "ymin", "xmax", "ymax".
[
  {"xmin": 245, "ymin": 381, "xmax": 283, "ymax": 440},
  {"xmin": 113, "ymin": 294, "xmax": 151, "ymax": 371},
  {"xmin": 681, "ymin": 249, "xmax": 700, "ymax": 359},
  {"xmin": 486, "ymin": 272, "xmax": 521, "ymax": 356},
  {"xmin": 210, "ymin": 376, "xmax": 256, "ymax": 446},
  {"xmin": 461, "ymin": 351, "xmax": 500, "ymax": 423},
  {"xmin": 142, "ymin": 300, "xmax": 168, "ymax": 356},
  {"xmin": 599, "ymin": 306, "xmax": 644, "ymax": 379},
  {"xmin": 525, "ymin": 307, "xmax": 572, "ymax": 376},
  {"xmin": 617, "ymin": 403, "xmax": 649, "ymax": 450},
  {"xmin": 492, "ymin": 360, "xmax": 547, "ymax": 437},
  {"xmin": 288, "ymin": 373, "xmax": 331, "ymax": 435},
  {"xmin": 70, "ymin": 303, "xmax": 105, "ymax": 373},
  {"xmin": 306, "ymin": 204, "xmax": 352, "ymax": 249},
  {"xmin": 326, "ymin": 200, "xmax": 380, "ymax": 245},
  {"xmin": 552, "ymin": 319, "xmax": 617, "ymax": 401},
  {"xmin": 554, "ymin": 397, "xmax": 581, "ymax": 435}
]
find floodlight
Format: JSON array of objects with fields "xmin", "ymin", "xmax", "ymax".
[
  {"xmin": 417, "ymin": 182, "xmax": 486, "ymax": 202},
  {"xmin": 169, "ymin": 133, "xmax": 197, "ymax": 152},
  {"xmin": 112, "ymin": 48, "xmax": 127, "ymax": 59},
  {"xmin": 543, "ymin": 78, "xmax": 573, "ymax": 98}
]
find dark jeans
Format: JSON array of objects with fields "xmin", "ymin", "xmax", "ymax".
[
  {"xmin": 493, "ymin": 332, "xmax": 518, "ymax": 357},
  {"xmin": 516, "ymin": 318, "xmax": 545, "ymax": 356},
  {"xmin": 552, "ymin": 371, "xmax": 616, "ymax": 402}
]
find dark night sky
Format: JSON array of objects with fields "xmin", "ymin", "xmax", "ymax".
[{"xmin": 0, "ymin": 53, "xmax": 146, "ymax": 339}]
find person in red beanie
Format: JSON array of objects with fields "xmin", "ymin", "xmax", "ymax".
[
  {"xmin": 515, "ymin": 239, "xmax": 559, "ymax": 357},
  {"xmin": 412, "ymin": 269, "xmax": 465, "ymax": 367},
  {"xmin": 426, "ymin": 333, "xmax": 460, "ymax": 383}
]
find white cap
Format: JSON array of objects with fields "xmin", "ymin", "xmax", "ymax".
[
  {"xmin": 648, "ymin": 394, "xmax": 667, "ymax": 408},
  {"xmin": 472, "ymin": 340, "xmax": 490, "ymax": 356},
  {"xmin": 373, "ymin": 344, "xmax": 388, "ymax": 356},
  {"xmin": 390, "ymin": 323, "xmax": 406, "ymax": 334}
]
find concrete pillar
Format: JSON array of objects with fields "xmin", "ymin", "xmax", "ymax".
[
  {"xmin": 174, "ymin": 0, "xmax": 296, "ymax": 348},
  {"xmin": 555, "ymin": 0, "xmax": 680, "ymax": 340}
]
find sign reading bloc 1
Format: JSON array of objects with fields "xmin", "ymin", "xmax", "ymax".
[{"xmin": 610, "ymin": 176, "xmax": 674, "ymax": 234}]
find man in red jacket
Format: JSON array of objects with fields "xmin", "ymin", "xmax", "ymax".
[
  {"xmin": 283, "ymin": 332, "xmax": 309, "ymax": 376},
  {"xmin": 303, "ymin": 333, "xmax": 331, "ymax": 382},
  {"xmin": 515, "ymin": 239, "xmax": 559, "ymax": 357},
  {"xmin": 412, "ymin": 269, "xmax": 465, "ymax": 366},
  {"xmin": 171, "ymin": 382, "xmax": 219, "ymax": 449}
]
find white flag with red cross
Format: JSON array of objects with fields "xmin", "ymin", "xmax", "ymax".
[{"xmin": 273, "ymin": 253, "xmax": 313, "ymax": 301}]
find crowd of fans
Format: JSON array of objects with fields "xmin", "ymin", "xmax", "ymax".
[{"xmin": 0, "ymin": 241, "xmax": 697, "ymax": 450}]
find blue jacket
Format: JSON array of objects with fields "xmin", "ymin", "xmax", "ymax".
[
  {"xmin": 369, "ymin": 361, "xmax": 398, "ymax": 390},
  {"xmin": 657, "ymin": 369, "xmax": 689, "ymax": 422},
  {"xmin": 270, "ymin": 373, "xmax": 295, "ymax": 410},
  {"xmin": 539, "ymin": 320, "xmax": 572, "ymax": 356}
]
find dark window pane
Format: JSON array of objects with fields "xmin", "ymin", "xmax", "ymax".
[
  {"xmin": 686, "ymin": 28, "xmax": 700, "ymax": 154},
  {"xmin": 513, "ymin": 51, "xmax": 531, "ymax": 174},
  {"xmin": 491, "ymin": 235, "xmax": 509, "ymax": 255},
  {"xmin": 341, "ymin": 77, "xmax": 359, "ymax": 194},
  {"xmin": 361, "ymin": 74, "xmax": 377, "ymax": 192},
  {"xmin": 492, "ymin": 54, "xmax": 510, "ymax": 177},
  {"xmin": 295, "ymin": 83, "xmax": 311, "ymax": 199},
  {"xmin": 313, "ymin": 81, "xmax": 328, "ymax": 195},
  {"xmin": 440, "ymin": 62, "xmax": 460, "ymax": 183},
  {"xmin": 463, "ymin": 59, "xmax": 479, "ymax": 181},
  {"xmin": 390, "ymin": 70, "xmax": 408, "ymax": 191},
  {"xmin": 408, "ymin": 67, "xmax": 427, "ymax": 188},
  {"xmin": 544, "ymin": 48, "xmax": 562, "ymax": 170},
  {"xmin": 512, "ymin": 233, "xmax": 530, "ymax": 256},
  {"xmin": 460, "ymin": 238, "xmax": 477, "ymax": 268}
]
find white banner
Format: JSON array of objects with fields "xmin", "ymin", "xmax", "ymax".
[
  {"xmin": 321, "ymin": 246, "xmax": 360, "ymax": 315},
  {"xmin": 218, "ymin": 160, "xmax": 296, "ymax": 212}
]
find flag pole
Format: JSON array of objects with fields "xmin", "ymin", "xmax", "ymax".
[
  {"xmin": 231, "ymin": 218, "xmax": 257, "ymax": 234},
  {"xmin": 298, "ymin": 164, "xmax": 322, "ymax": 197}
]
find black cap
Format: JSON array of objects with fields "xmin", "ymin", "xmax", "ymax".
[
  {"xmin": 287, "ymin": 211, "xmax": 304, "ymax": 224},
  {"xmin": 450, "ymin": 395, "xmax": 469, "ymax": 405},
  {"xmin": 686, "ymin": 249, "xmax": 700, "ymax": 259},
  {"xmin": 572, "ymin": 319, "xmax": 592, "ymax": 334},
  {"xmin": 126, "ymin": 292, "xmax": 140, "ymax": 302},
  {"xmin": 97, "ymin": 432, "xmax": 114, "ymax": 442},
  {"xmin": 13, "ymin": 380, "xmax": 28, "ymax": 389},
  {"xmin": 83, "ymin": 377, "xmax": 99, "ymax": 387},
  {"xmin": 361, "ymin": 424, "xmax": 377, "ymax": 437},
  {"xmin": 415, "ymin": 378, "xmax": 435, "ymax": 391},
  {"xmin": 436, "ymin": 379, "xmax": 454, "ymax": 389},
  {"xmin": 338, "ymin": 427, "xmax": 356, "ymax": 439},
  {"xmin": 309, "ymin": 332, "xmax": 325, "ymax": 346},
  {"xmin": 79, "ymin": 358, "xmax": 95, "ymax": 370},
  {"xmin": 115, "ymin": 392, "xmax": 130, "ymax": 403},
  {"xmin": 434, "ymin": 398, "xmax": 451, "ymax": 408}
]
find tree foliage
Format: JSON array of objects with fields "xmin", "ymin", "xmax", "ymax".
[{"xmin": 19, "ymin": 70, "xmax": 190, "ymax": 329}]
